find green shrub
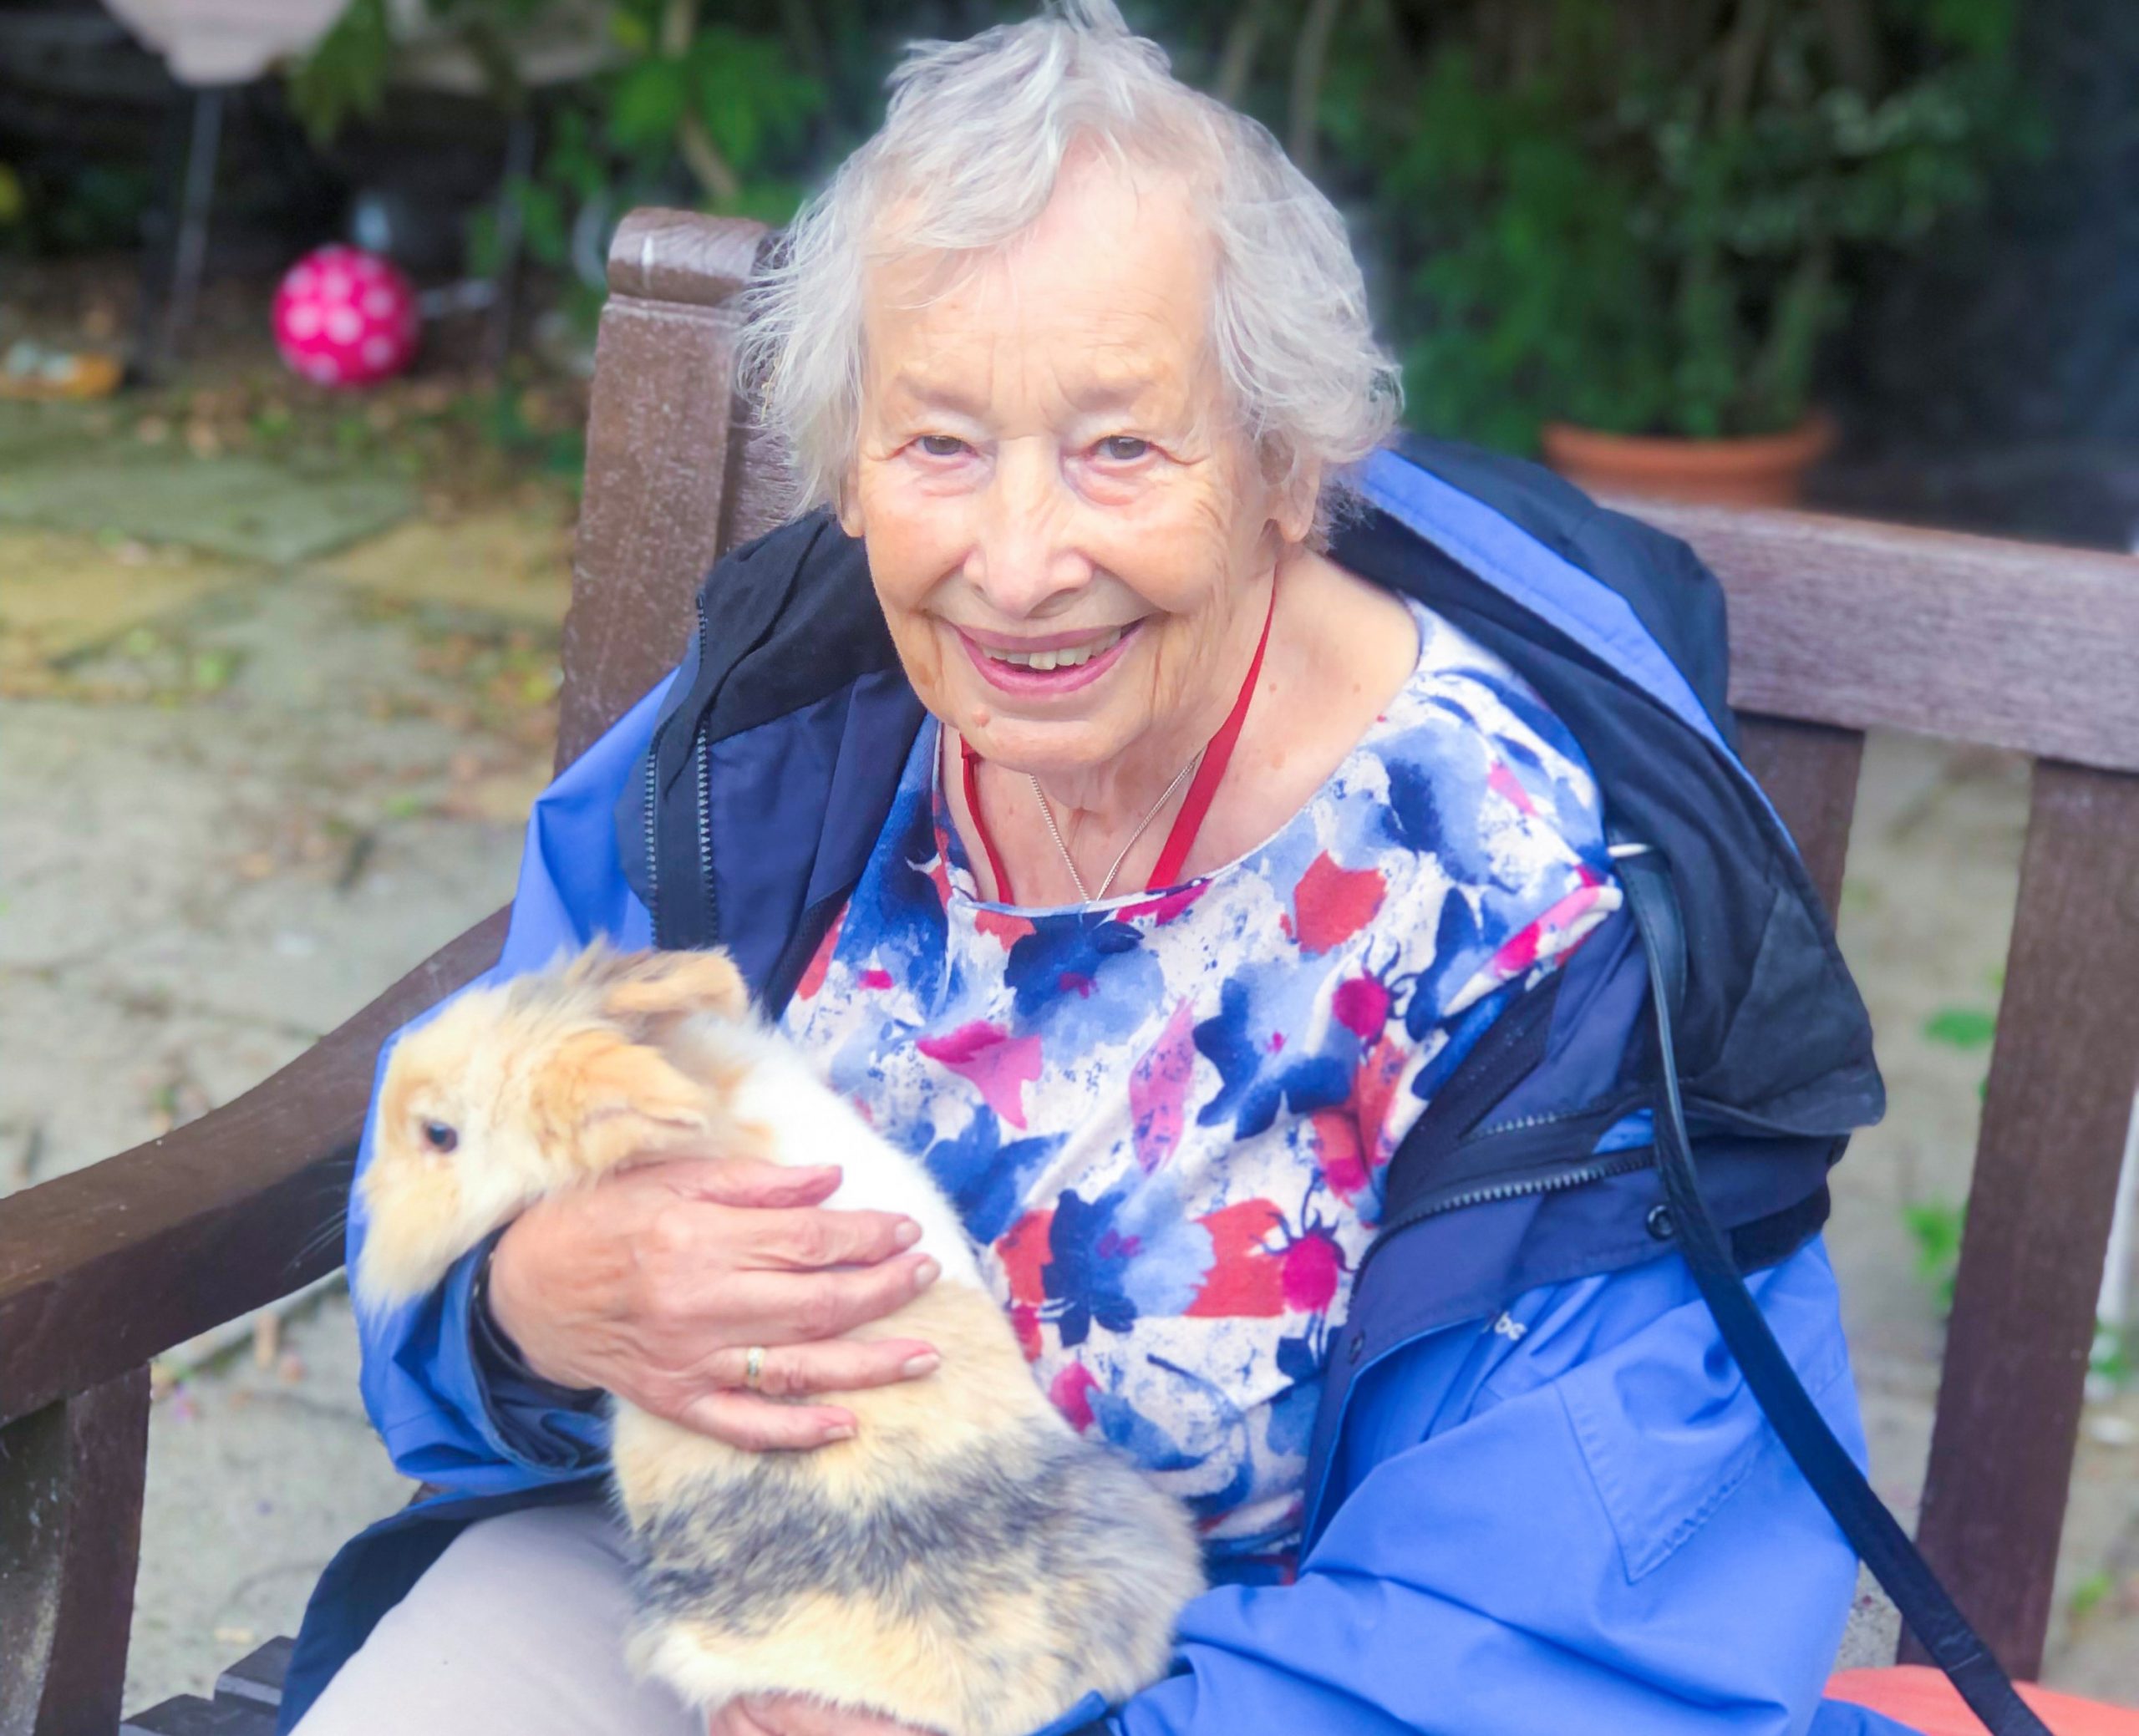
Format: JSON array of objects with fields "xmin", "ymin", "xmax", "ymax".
[
  {"xmin": 1316, "ymin": 0, "xmax": 2035, "ymax": 449},
  {"xmin": 288, "ymin": 1, "xmax": 2036, "ymax": 444}
]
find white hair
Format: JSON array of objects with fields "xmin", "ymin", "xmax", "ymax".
[{"xmin": 739, "ymin": 0, "xmax": 1402, "ymax": 534}]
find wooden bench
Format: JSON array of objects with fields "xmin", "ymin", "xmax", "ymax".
[{"xmin": 5, "ymin": 206, "xmax": 2137, "ymax": 1736}]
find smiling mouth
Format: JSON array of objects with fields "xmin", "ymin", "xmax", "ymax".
[
  {"xmin": 957, "ymin": 621, "xmax": 1142, "ymax": 694},
  {"xmin": 976, "ymin": 626, "xmax": 1127, "ymax": 671}
]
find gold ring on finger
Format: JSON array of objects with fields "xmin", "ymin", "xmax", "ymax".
[{"xmin": 744, "ymin": 1345, "xmax": 765, "ymax": 1391}]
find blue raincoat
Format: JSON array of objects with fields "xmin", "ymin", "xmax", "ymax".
[{"xmin": 286, "ymin": 441, "xmax": 1924, "ymax": 1736}]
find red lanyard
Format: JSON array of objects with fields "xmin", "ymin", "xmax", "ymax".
[{"xmin": 958, "ymin": 582, "xmax": 1275, "ymax": 905}]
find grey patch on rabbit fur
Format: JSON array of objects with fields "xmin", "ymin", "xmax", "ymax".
[{"xmin": 629, "ymin": 1415, "xmax": 1189, "ymax": 1667}]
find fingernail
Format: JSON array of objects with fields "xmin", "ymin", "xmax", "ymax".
[
  {"xmin": 893, "ymin": 1219, "xmax": 922, "ymax": 1249},
  {"xmin": 913, "ymin": 1256, "xmax": 941, "ymax": 1290},
  {"xmin": 901, "ymin": 1352, "xmax": 941, "ymax": 1378},
  {"xmin": 824, "ymin": 1422, "xmax": 856, "ymax": 1442}
]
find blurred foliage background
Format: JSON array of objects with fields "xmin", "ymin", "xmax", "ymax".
[
  {"xmin": 9, "ymin": 0, "xmax": 2137, "ymax": 523},
  {"xmin": 265, "ymin": 0, "xmax": 2039, "ymax": 451}
]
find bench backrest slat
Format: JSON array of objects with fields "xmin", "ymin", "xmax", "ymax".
[
  {"xmin": 1908, "ymin": 759, "xmax": 2139, "ymax": 1676},
  {"xmin": 558, "ymin": 213, "xmax": 770, "ymax": 770},
  {"xmin": 559, "ymin": 211, "xmax": 2139, "ymax": 1685},
  {"xmin": 1632, "ymin": 499, "xmax": 2139, "ymax": 776}
]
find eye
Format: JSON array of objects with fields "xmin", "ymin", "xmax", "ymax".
[
  {"xmin": 421, "ymin": 1120, "xmax": 459, "ymax": 1154},
  {"xmin": 916, "ymin": 434, "xmax": 968, "ymax": 458},
  {"xmin": 1095, "ymin": 435, "xmax": 1151, "ymax": 463}
]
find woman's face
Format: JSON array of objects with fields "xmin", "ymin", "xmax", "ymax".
[{"xmin": 842, "ymin": 155, "xmax": 1313, "ymax": 787}]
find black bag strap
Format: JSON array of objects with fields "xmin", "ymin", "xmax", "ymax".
[{"xmin": 1613, "ymin": 843, "xmax": 2050, "ymax": 1736}]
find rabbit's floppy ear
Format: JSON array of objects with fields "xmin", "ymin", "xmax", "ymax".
[
  {"xmin": 577, "ymin": 947, "xmax": 751, "ymax": 1029},
  {"xmin": 536, "ymin": 1026, "xmax": 714, "ymax": 1174}
]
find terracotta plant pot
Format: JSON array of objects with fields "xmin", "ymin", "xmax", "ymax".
[{"xmin": 1540, "ymin": 413, "xmax": 1837, "ymax": 509}]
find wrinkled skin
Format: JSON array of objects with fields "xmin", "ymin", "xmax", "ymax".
[
  {"xmin": 492, "ymin": 149, "xmax": 1416, "ymax": 1490},
  {"xmin": 489, "ymin": 1158, "xmax": 940, "ymax": 1450},
  {"xmin": 842, "ymin": 146, "xmax": 1417, "ymax": 906}
]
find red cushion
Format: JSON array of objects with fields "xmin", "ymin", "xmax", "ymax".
[{"xmin": 1828, "ymin": 1667, "xmax": 2139, "ymax": 1735}]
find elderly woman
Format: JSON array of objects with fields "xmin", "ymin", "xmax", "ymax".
[{"xmin": 290, "ymin": 7, "xmax": 1906, "ymax": 1735}]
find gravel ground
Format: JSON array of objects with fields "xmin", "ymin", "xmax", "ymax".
[{"xmin": 3, "ymin": 469, "xmax": 2135, "ymax": 1713}]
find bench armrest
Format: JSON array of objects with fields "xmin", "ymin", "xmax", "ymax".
[{"xmin": 0, "ymin": 909, "xmax": 508, "ymax": 1427}]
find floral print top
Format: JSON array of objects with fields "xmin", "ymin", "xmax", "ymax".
[{"xmin": 779, "ymin": 597, "xmax": 1620, "ymax": 1581}]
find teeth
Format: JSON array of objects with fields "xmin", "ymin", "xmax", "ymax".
[{"xmin": 986, "ymin": 626, "xmax": 1125, "ymax": 671}]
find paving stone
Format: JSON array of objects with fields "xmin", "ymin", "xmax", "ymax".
[
  {"xmin": 1830, "ymin": 731, "xmax": 2033, "ymax": 1377},
  {"xmin": 0, "ymin": 528, "xmax": 257, "ymax": 664},
  {"xmin": 311, "ymin": 505, "xmax": 576, "ymax": 625},
  {"xmin": 0, "ymin": 453, "xmax": 414, "ymax": 565},
  {"xmin": 0, "ymin": 976, "xmax": 307, "ymax": 1194},
  {"xmin": 0, "ymin": 398, "xmax": 108, "ymax": 468},
  {"xmin": 0, "ymin": 693, "xmax": 530, "ymax": 1180},
  {"xmin": 1837, "ymin": 1569, "xmax": 1904, "ymax": 1671},
  {"xmin": 126, "ymin": 1292, "xmax": 414, "ymax": 1713}
]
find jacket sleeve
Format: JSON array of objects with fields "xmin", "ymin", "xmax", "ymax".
[
  {"xmin": 351, "ymin": 674, "xmax": 676, "ymax": 1495},
  {"xmin": 1105, "ymin": 1236, "xmax": 1873, "ymax": 1736}
]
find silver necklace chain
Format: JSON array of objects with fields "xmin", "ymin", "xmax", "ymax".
[{"xmin": 1028, "ymin": 752, "xmax": 1203, "ymax": 903}]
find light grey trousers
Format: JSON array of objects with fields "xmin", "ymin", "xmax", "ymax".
[{"xmin": 289, "ymin": 1502, "xmax": 701, "ymax": 1735}]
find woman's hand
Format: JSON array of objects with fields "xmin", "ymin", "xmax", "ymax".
[
  {"xmin": 711, "ymin": 1696, "xmax": 940, "ymax": 1736},
  {"xmin": 486, "ymin": 1156, "xmax": 942, "ymax": 1450}
]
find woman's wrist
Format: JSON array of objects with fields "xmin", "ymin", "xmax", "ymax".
[{"xmin": 478, "ymin": 1216, "xmax": 598, "ymax": 1400}]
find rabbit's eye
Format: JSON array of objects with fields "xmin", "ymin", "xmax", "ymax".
[{"xmin": 421, "ymin": 1120, "xmax": 459, "ymax": 1154}]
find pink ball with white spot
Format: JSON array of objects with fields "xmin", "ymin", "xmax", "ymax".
[{"xmin": 272, "ymin": 246, "xmax": 419, "ymax": 388}]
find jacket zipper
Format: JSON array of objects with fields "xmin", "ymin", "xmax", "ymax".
[
  {"xmin": 689, "ymin": 596, "xmax": 714, "ymax": 943},
  {"xmin": 1391, "ymin": 976, "xmax": 1559, "ymax": 1167},
  {"xmin": 1355, "ymin": 1145, "xmax": 1655, "ymax": 1289},
  {"xmin": 1476, "ymin": 1104, "xmax": 1583, "ymax": 1137},
  {"xmin": 1415, "ymin": 1147, "xmax": 1654, "ymax": 1220},
  {"xmin": 642, "ymin": 741, "xmax": 661, "ymax": 926},
  {"xmin": 694, "ymin": 728, "xmax": 715, "ymax": 942},
  {"xmin": 646, "ymin": 591, "xmax": 717, "ymax": 949},
  {"xmin": 1453, "ymin": 981, "xmax": 1558, "ymax": 1119}
]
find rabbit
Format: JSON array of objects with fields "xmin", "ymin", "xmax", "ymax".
[{"xmin": 355, "ymin": 942, "xmax": 1205, "ymax": 1736}]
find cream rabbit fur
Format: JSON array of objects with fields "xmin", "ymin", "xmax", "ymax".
[{"xmin": 354, "ymin": 943, "xmax": 1204, "ymax": 1736}]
